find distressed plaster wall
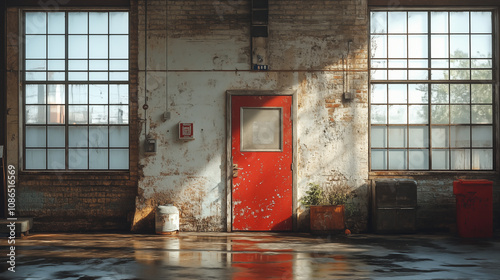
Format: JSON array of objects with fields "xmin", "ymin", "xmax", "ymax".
[{"xmin": 132, "ymin": 0, "xmax": 371, "ymax": 232}]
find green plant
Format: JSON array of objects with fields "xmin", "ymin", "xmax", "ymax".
[{"xmin": 301, "ymin": 183, "xmax": 352, "ymax": 206}]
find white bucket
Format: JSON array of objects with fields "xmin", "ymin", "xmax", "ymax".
[{"xmin": 155, "ymin": 204, "xmax": 179, "ymax": 234}]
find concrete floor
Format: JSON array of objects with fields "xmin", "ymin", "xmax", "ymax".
[{"xmin": 1, "ymin": 232, "xmax": 499, "ymax": 280}]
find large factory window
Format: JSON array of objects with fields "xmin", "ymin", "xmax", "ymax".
[
  {"xmin": 369, "ymin": 10, "xmax": 495, "ymax": 171},
  {"xmin": 23, "ymin": 11, "xmax": 130, "ymax": 170}
]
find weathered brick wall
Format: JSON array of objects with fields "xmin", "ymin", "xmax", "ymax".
[{"xmin": 6, "ymin": 1, "xmax": 140, "ymax": 232}]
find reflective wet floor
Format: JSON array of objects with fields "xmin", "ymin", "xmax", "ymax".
[{"xmin": 1, "ymin": 232, "xmax": 499, "ymax": 280}]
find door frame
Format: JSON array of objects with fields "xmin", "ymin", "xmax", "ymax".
[{"xmin": 226, "ymin": 90, "xmax": 298, "ymax": 232}]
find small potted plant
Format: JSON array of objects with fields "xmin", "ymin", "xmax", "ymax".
[{"xmin": 301, "ymin": 183, "xmax": 352, "ymax": 234}]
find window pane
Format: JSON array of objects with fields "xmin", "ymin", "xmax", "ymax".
[
  {"xmin": 388, "ymin": 84, "xmax": 407, "ymax": 103},
  {"xmin": 110, "ymin": 12, "xmax": 129, "ymax": 34},
  {"xmin": 471, "ymin": 84, "xmax": 492, "ymax": 103},
  {"xmin": 110, "ymin": 105, "xmax": 128, "ymax": 124},
  {"xmin": 48, "ymin": 126, "xmax": 65, "ymax": 147},
  {"xmin": 26, "ymin": 149, "xmax": 46, "ymax": 169},
  {"xmin": 471, "ymin": 12, "xmax": 492, "ymax": 33},
  {"xmin": 26, "ymin": 105, "xmax": 46, "ymax": 124},
  {"xmin": 47, "ymin": 84, "xmax": 65, "ymax": 104},
  {"xmin": 48, "ymin": 72, "xmax": 65, "ymax": 81},
  {"xmin": 371, "ymin": 105, "xmax": 387, "ymax": 124},
  {"xmin": 48, "ymin": 12, "xmax": 65, "ymax": 34},
  {"xmin": 431, "ymin": 35, "xmax": 448, "ymax": 58},
  {"xmin": 431, "ymin": 105, "xmax": 449, "ymax": 124},
  {"xmin": 408, "ymin": 35, "xmax": 428, "ymax": 58},
  {"xmin": 90, "ymin": 105, "xmax": 108, "ymax": 124},
  {"xmin": 388, "ymin": 126, "xmax": 406, "ymax": 148},
  {"xmin": 68, "ymin": 12, "xmax": 88, "ymax": 34},
  {"xmin": 450, "ymin": 84, "xmax": 470, "ymax": 103},
  {"xmin": 388, "ymin": 12, "xmax": 406, "ymax": 33},
  {"xmin": 110, "ymin": 84, "xmax": 129, "ymax": 104},
  {"xmin": 69, "ymin": 149, "xmax": 88, "ymax": 169},
  {"xmin": 450, "ymin": 126, "xmax": 470, "ymax": 147},
  {"xmin": 89, "ymin": 35, "xmax": 109, "ymax": 59},
  {"xmin": 431, "ymin": 84, "xmax": 449, "ymax": 103},
  {"xmin": 408, "ymin": 70, "xmax": 428, "ymax": 80},
  {"xmin": 471, "ymin": 35, "xmax": 492, "ymax": 58},
  {"xmin": 89, "ymin": 84, "xmax": 108, "ymax": 104},
  {"xmin": 26, "ymin": 12, "xmax": 46, "ymax": 34},
  {"xmin": 109, "ymin": 35, "xmax": 129, "ymax": 59},
  {"xmin": 89, "ymin": 72, "xmax": 109, "ymax": 81},
  {"xmin": 450, "ymin": 12, "xmax": 469, "ymax": 33},
  {"xmin": 48, "ymin": 35, "xmax": 65, "ymax": 59},
  {"xmin": 110, "ymin": 72, "xmax": 129, "ymax": 81},
  {"xmin": 109, "ymin": 149, "xmax": 129, "ymax": 169},
  {"xmin": 388, "ymin": 105, "xmax": 407, "ymax": 124},
  {"xmin": 471, "ymin": 105, "xmax": 492, "ymax": 124},
  {"xmin": 371, "ymin": 12, "xmax": 387, "ymax": 33},
  {"xmin": 409, "ymin": 60, "xmax": 428, "ymax": 68},
  {"xmin": 450, "ymin": 35, "xmax": 469, "ymax": 58},
  {"xmin": 26, "ymin": 60, "xmax": 46, "ymax": 71},
  {"xmin": 471, "ymin": 59, "xmax": 492, "ymax": 69},
  {"xmin": 450, "ymin": 70, "xmax": 470, "ymax": 80},
  {"xmin": 90, "ymin": 149, "xmax": 108, "ymax": 169},
  {"xmin": 389, "ymin": 150, "xmax": 407, "ymax": 169},
  {"xmin": 408, "ymin": 84, "xmax": 428, "ymax": 103},
  {"xmin": 26, "ymin": 35, "xmax": 46, "ymax": 59},
  {"xmin": 69, "ymin": 84, "xmax": 88, "ymax": 104},
  {"xmin": 409, "ymin": 150, "xmax": 429, "ymax": 170},
  {"xmin": 371, "ymin": 69, "xmax": 387, "ymax": 80},
  {"xmin": 451, "ymin": 149, "xmax": 470, "ymax": 169},
  {"xmin": 388, "ymin": 70, "xmax": 407, "ymax": 80},
  {"xmin": 48, "ymin": 60, "xmax": 65, "ymax": 71},
  {"xmin": 408, "ymin": 12, "xmax": 427, "ymax": 33},
  {"xmin": 109, "ymin": 126, "xmax": 129, "ymax": 147},
  {"xmin": 450, "ymin": 105, "xmax": 470, "ymax": 124},
  {"xmin": 26, "ymin": 127, "xmax": 46, "ymax": 147},
  {"xmin": 471, "ymin": 126, "xmax": 492, "ymax": 147},
  {"xmin": 371, "ymin": 149, "xmax": 387, "ymax": 169},
  {"xmin": 371, "ymin": 126, "xmax": 387, "ymax": 148},
  {"xmin": 409, "ymin": 127, "xmax": 429, "ymax": 148},
  {"xmin": 69, "ymin": 72, "xmax": 88, "ymax": 81},
  {"xmin": 48, "ymin": 149, "xmax": 65, "ymax": 169},
  {"xmin": 69, "ymin": 126, "xmax": 88, "ymax": 147},
  {"xmin": 90, "ymin": 60, "xmax": 109, "ymax": 71},
  {"xmin": 89, "ymin": 126, "xmax": 108, "ymax": 148},
  {"xmin": 409, "ymin": 105, "xmax": 428, "ymax": 124},
  {"xmin": 371, "ymin": 35, "xmax": 387, "ymax": 58},
  {"xmin": 110, "ymin": 60, "xmax": 129, "ymax": 71},
  {"xmin": 26, "ymin": 84, "xmax": 46, "ymax": 104},
  {"xmin": 472, "ymin": 149, "xmax": 493, "ymax": 170},
  {"xmin": 69, "ymin": 35, "xmax": 88, "ymax": 59},
  {"xmin": 388, "ymin": 36, "xmax": 407, "ymax": 58},
  {"xmin": 48, "ymin": 105, "xmax": 65, "ymax": 124},
  {"xmin": 89, "ymin": 12, "xmax": 108, "ymax": 34},
  {"xmin": 69, "ymin": 60, "xmax": 88, "ymax": 71},
  {"xmin": 471, "ymin": 70, "xmax": 492, "ymax": 80},
  {"xmin": 431, "ymin": 126, "xmax": 449, "ymax": 148},
  {"xmin": 432, "ymin": 150, "xmax": 449, "ymax": 170},
  {"xmin": 69, "ymin": 105, "xmax": 88, "ymax": 124},
  {"xmin": 431, "ymin": 12, "xmax": 448, "ymax": 33},
  {"xmin": 451, "ymin": 59, "xmax": 470, "ymax": 69}
]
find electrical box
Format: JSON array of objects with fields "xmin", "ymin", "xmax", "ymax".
[
  {"xmin": 179, "ymin": 122, "xmax": 194, "ymax": 140},
  {"xmin": 145, "ymin": 138, "xmax": 157, "ymax": 153}
]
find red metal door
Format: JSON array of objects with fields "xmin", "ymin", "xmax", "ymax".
[{"xmin": 231, "ymin": 95, "xmax": 293, "ymax": 231}]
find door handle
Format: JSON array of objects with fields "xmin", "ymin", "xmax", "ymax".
[{"xmin": 232, "ymin": 164, "xmax": 243, "ymax": 178}]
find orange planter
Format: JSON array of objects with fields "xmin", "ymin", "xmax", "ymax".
[{"xmin": 310, "ymin": 205, "xmax": 345, "ymax": 234}]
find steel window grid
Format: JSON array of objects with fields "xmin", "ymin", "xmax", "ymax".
[
  {"xmin": 369, "ymin": 10, "xmax": 496, "ymax": 171},
  {"xmin": 22, "ymin": 11, "xmax": 130, "ymax": 171}
]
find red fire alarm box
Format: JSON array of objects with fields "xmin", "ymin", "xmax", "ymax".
[{"xmin": 179, "ymin": 122, "xmax": 194, "ymax": 140}]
